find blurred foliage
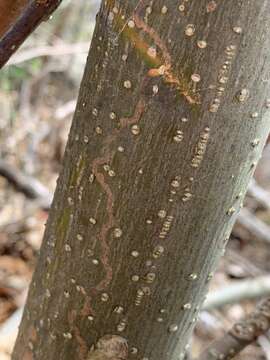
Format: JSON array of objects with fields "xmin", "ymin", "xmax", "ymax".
[{"xmin": 0, "ymin": 60, "xmax": 43, "ymax": 91}]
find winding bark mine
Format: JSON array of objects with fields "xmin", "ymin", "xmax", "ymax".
[{"xmin": 12, "ymin": 1, "xmax": 270, "ymax": 360}]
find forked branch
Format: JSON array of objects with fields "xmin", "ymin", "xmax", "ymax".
[{"xmin": 198, "ymin": 297, "xmax": 270, "ymax": 360}]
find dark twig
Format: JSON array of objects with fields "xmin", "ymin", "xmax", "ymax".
[
  {"xmin": 197, "ymin": 297, "xmax": 270, "ymax": 360},
  {"xmin": 0, "ymin": 1, "xmax": 29, "ymax": 37},
  {"xmin": 0, "ymin": 160, "xmax": 52, "ymax": 210},
  {"xmin": 0, "ymin": 0, "xmax": 62, "ymax": 69}
]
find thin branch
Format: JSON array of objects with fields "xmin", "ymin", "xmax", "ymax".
[
  {"xmin": 0, "ymin": 160, "xmax": 52, "ymax": 210},
  {"xmin": 7, "ymin": 42, "xmax": 89, "ymax": 66},
  {"xmin": 236, "ymin": 207, "xmax": 270, "ymax": 243},
  {"xmin": 54, "ymin": 99, "xmax": 76, "ymax": 120},
  {"xmin": 0, "ymin": 0, "xmax": 29, "ymax": 38},
  {"xmin": 258, "ymin": 336, "xmax": 270, "ymax": 360},
  {"xmin": 0, "ymin": 0, "xmax": 62, "ymax": 69},
  {"xmin": 226, "ymin": 249, "xmax": 265, "ymax": 277},
  {"xmin": 247, "ymin": 178, "xmax": 270, "ymax": 211},
  {"xmin": 197, "ymin": 297, "xmax": 270, "ymax": 360},
  {"xmin": 0, "ymin": 307, "xmax": 23, "ymax": 355},
  {"xmin": 203, "ymin": 276, "xmax": 270, "ymax": 311}
]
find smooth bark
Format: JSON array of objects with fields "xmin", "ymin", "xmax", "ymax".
[{"xmin": 12, "ymin": 1, "xmax": 270, "ymax": 359}]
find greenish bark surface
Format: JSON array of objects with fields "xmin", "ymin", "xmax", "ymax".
[{"xmin": 12, "ymin": 1, "xmax": 270, "ymax": 359}]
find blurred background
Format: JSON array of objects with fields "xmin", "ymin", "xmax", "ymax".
[{"xmin": 1, "ymin": 1, "xmax": 270, "ymax": 359}]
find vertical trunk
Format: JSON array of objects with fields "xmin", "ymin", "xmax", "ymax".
[{"xmin": 12, "ymin": 1, "xmax": 270, "ymax": 360}]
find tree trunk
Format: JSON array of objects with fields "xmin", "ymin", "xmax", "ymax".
[{"xmin": 12, "ymin": 1, "xmax": 270, "ymax": 359}]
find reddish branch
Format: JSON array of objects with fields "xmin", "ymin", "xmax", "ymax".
[
  {"xmin": 198, "ymin": 297, "xmax": 270, "ymax": 360},
  {"xmin": 0, "ymin": 0, "xmax": 62, "ymax": 69},
  {"xmin": 0, "ymin": 0, "xmax": 29, "ymax": 37}
]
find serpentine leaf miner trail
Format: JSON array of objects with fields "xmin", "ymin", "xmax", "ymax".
[
  {"xmin": 91, "ymin": 98, "xmax": 146, "ymax": 293},
  {"xmin": 90, "ymin": 0, "xmax": 201, "ymax": 304},
  {"xmin": 87, "ymin": 0, "xmax": 200, "ymax": 340},
  {"xmin": 133, "ymin": 0, "xmax": 200, "ymax": 104}
]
